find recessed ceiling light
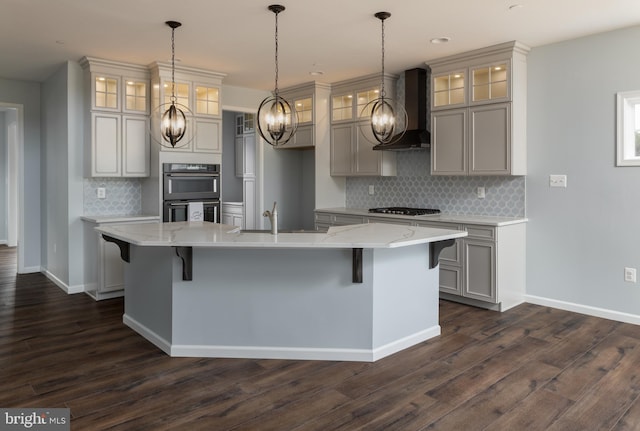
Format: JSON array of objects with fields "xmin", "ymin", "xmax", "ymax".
[
  {"xmin": 508, "ymin": 4, "xmax": 524, "ymax": 10},
  {"xmin": 309, "ymin": 71, "xmax": 324, "ymax": 76},
  {"xmin": 55, "ymin": 40, "xmax": 65, "ymax": 45},
  {"xmin": 431, "ymin": 37, "xmax": 451, "ymax": 44}
]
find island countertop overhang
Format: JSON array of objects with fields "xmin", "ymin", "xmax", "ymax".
[{"xmin": 94, "ymin": 221, "xmax": 467, "ymax": 249}]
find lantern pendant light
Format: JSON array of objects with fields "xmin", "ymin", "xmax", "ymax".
[
  {"xmin": 161, "ymin": 20, "xmax": 187, "ymax": 147},
  {"xmin": 362, "ymin": 11, "xmax": 407, "ymax": 145},
  {"xmin": 257, "ymin": 4, "xmax": 298, "ymax": 147}
]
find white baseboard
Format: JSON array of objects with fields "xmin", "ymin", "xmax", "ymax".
[
  {"xmin": 123, "ymin": 314, "xmax": 172, "ymax": 355},
  {"xmin": 525, "ymin": 295, "xmax": 640, "ymax": 326},
  {"xmin": 0, "ymin": 240, "xmax": 7, "ymax": 245},
  {"xmin": 124, "ymin": 312, "xmax": 441, "ymax": 362},
  {"xmin": 20, "ymin": 265, "xmax": 41, "ymax": 274},
  {"xmin": 41, "ymin": 269, "xmax": 85, "ymax": 294}
]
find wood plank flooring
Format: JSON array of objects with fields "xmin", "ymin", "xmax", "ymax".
[{"xmin": 2, "ymin": 244, "xmax": 640, "ymax": 430}]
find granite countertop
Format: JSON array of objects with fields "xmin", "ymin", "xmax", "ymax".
[
  {"xmin": 315, "ymin": 207, "xmax": 528, "ymax": 227},
  {"xmin": 81, "ymin": 214, "xmax": 160, "ymax": 224},
  {"xmin": 95, "ymin": 221, "xmax": 467, "ymax": 249}
]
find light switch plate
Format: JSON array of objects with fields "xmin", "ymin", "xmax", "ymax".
[
  {"xmin": 368, "ymin": 185, "xmax": 375, "ymax": 195},
  {"xmin": 477, "ymin": 187, "xmax": 486, "ymax": 199},
  {"xmin": 96, "ymin": 187, "xmax": 106, "ymax": 199},
  {"xmin": 549, "ymin": 174, "xmax": 567, "ymax": 188}
]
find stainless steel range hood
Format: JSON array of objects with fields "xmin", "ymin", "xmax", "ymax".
[{"xmin": 373, "ymin": 68, "xmax": 430, "ymax": 151}]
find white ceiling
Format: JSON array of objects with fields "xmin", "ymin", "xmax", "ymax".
[{"xmin": 3, "ymin": 0, "xmax": 640, "ymax": 90}]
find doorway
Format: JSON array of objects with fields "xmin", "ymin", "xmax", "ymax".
[{"xmin": 0, "ymin": 103, "xmax": 24, "ymax": 271}]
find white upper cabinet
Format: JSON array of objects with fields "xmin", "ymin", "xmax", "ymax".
[
  {"xmin": 81, "ymin": 57, "xmax": 150, "ymax": 178},
  {"xmin": 428, "ymin": 41, "xmax": 529, "ymax": 176},
  {"xmin": 149, "ymin": 62, "xmax": 225, "ymax": 154}
]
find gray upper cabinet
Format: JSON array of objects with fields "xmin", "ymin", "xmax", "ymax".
[
  {"xmin": 429, "ymin": 41, "xmax": 529, "ymax": 176},
  {"xmin": 329, "ymin": 74, "xmax": 397, "ymax": 177}
]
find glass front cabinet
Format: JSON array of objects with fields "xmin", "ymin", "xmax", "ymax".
[
  {"xmin": 81, "ymin": 57, "xmax": 150, "ymax": 177},
  {"xmin": 429, "ymin": 41, "xmax": 529, "ymax": 176},
  {"xmin": 329, "ymin": 74, "xmax": 398, "ymax": 176},
  {"xmin": 150, "ymin": 63, "xmax": 225, "ymax": 154},
  {"xmin": 276, "ymin": 82, "xmax": 331, "ymax": 150}
]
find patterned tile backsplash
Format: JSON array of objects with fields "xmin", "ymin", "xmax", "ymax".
[
  {"xmin": 346, "ymin": 151, "xmax": 526, "ymax": 217},
  {"xmin": 83, "ymin": 178, "xmax": 142, "ymax": 216}
]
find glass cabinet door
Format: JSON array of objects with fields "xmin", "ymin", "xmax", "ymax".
[
  {"xmin": 356, "ymin": 88, "xmax": 380, "ymax": 118},
  {"xmin": 472, "ymin": 63, "xmax": 508, "ymax": 102},
  {"xmin": 433, "ymin": 72, "xmax": 465, "ymax": 108},
  {"xmin": 124, "ymin": 80, "xmax": 147, "ymax": 113},
  {"xmin": 164, "ymin": 81, "xmax": 190, "ymax": 109},
  {"xmin": 295, "ymin": 97, "xmax": 313, "ymax": 124},
  {"xmin": 243, "ymin": 113, "xmax": 255, "ymax": 133},
  {"xmin": 195, "ymin": 85, "xmax": 220, "ymax": 116},
  {"xmin": 332, "ymin": 94, "xmax": 353, "ymax": 122},
  {"xmin": 95, "ymin": 76, "xmax": 119, "ymax": 110}
]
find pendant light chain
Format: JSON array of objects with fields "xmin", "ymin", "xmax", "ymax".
[
  {"xmin": 274, "ymin": 8, "xmax": 280, "ymax": 96},
  {"xmin": 170, "ymin": 26, "xmax": 177, "ymax": 104},
  {"xmin": 380, "ymin": 16, "xmax": 386, "ymax": 99}
]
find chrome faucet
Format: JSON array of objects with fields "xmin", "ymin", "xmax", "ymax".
[{"xmin": 263, "ymin": 201, "xmax": 278, "ymax": 235}]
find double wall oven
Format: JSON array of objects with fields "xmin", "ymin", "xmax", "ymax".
[{"xmin": 163, "ymin": 163, "xmax": 220, "ymax": 223}]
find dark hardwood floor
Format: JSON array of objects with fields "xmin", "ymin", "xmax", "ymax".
[{"xmin": 2, "ymin": 245, "xmax": 640, "ymax": 430}]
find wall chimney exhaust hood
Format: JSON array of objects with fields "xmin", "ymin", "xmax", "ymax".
[{"xmin": 373, "ymin": 68, "xmax": 430, "ymax": 151}]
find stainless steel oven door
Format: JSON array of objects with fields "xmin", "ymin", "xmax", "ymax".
[
  {"xmin": 163, "ymin": 173, "xmax": 220, "ymax": 201},
  {"xmin": 163, "ymin": 201, "xmax": 220, "ymax": 223}
]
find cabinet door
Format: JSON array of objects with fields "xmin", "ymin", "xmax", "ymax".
[
  {"xmin": 92, "ymin": 113, "xmax": 121, "ymax": 177},
  {"xmin": 431, "ymin": 109, "xmax": 467, "ymax": 175},
  {"xmin": 235, "ymin": 136, "xmax": 243, "ymax": 177},
  {"xmin": 440, "ymin": 264, "xmax": 463, "ymax": 295},
  {"xmin": 464, "ymin": 239, "xmax": 496, "ymax": 303},
  {"xmin": 469, "ymin": 103, "xmax": 510, "ymax": 175},
  {"xmin": 122, "ymin": 115, "xmax": 149, "ymax": 177},
  {"xmin": 243, "ymin": 178, "xmax": 256, "ymax": 229},
  {"xmin": 193, "ymin": 118, "xmax": 221, "ymax": 153},
  {"xmin": 330, "ymin": 124, "xmax": 354, "ymax": 175},
  {"xmin": 243, "ymin": 134, "xmax": 256, "ymax": 177},
  {"xmin": 279, "ymin": 124, "xmax": 313, "ymax": 149},
  {"xmin": 354, "ymin": 123, "xmax": 381, "ymax": 175}
]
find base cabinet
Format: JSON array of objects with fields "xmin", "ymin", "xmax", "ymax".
[
  {"xmin": 82, "ymin": 216, "xmax": 159, "ymax": 300},
  {"xmin": 221, "ymin": 202, "xmax": 244, "ymax": 228},
  {"xmin": 315, "ymin": 210, "xmax": 526, "ymax": 311},
  {"xmin": 417, "ymin": 221, "xmax": 524, "ymax": 311}
]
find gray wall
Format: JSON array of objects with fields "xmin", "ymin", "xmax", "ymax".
[
  {"xmin": 0, "ymin": 112, "xmax": 6, "ymax": 243},
  {"xmin": 41, "ymin": 61, "xmax": 85, "ymax": 288},
  {"xmin": 0, "ymin": 77, "xmax": 41, "ymax": 271},
  {"xmin": 527, "ymin": 25, "xmax": 640, "ymax": 315}
]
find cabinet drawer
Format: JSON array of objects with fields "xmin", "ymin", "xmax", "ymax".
[
  {"xmin": 415, "ymin": 221, "xmax": 462, "ymax": 231},
  {"xmin": 333, "ymin": 214, "xmax": 365, "ymax": 225},
  {"xmin": 439, "ymin": 264, "xmax": 462, "ymax": 295},
  {"xmin": 315, "ymin": 213, "xmax": 332, "ymax": 224},
  {"xmin": 465, "ymin": 225, "xmax": 495, "ymax": 240},
  {"xmin": 367, "ymin": 216, "xmax": 413, "ymax": 225}
]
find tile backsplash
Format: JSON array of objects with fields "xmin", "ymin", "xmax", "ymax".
[
  {"xmin": 83, "ymin": 178, "xmax": 142, "ymax": 216},
  {"xmin": 346, "ymin": 151, "xmax": 526, "ymax": 217}
]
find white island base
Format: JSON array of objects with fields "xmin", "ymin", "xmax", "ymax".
[
  {"xmin": 125, "ymin": 245, "xmax": 438, "ymax": 362},
  {"xmin": 96, "ymin": 222, "xmax": 467, "ymax": 362}
]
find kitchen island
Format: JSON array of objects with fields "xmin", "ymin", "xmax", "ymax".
[{"xmin": 95, "ymin": 221, "xmax": 466, "ymax": 362}]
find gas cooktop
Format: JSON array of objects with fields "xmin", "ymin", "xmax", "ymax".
[{"xmin": 368, "ymin": 207, "xmax": 441, "ymax": 216}]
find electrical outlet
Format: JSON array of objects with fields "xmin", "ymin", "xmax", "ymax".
[
  {"xmin": 549, "ymin": 174, "xmax": 567, "ymax": 188},
  {"xmin": 477, "ymin": 187, "xmax": 486, "ymax": 199},
  {"xmin": 368, "ymin": 185, "xmax": 375, "ymax": 195},
  {"xmin": 624, "ymin": 267, "xmax": 637, "ymax": 283},
  {"xmin": 96, "ymin": 187, "xmax": 106, "ymax": 199}
]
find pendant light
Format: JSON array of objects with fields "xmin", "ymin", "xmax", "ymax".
[
  {"xmin": 257, "ymin": 4, "xmax": 298, "ymax": 147},
  {"xmin": 161, "ymin": 20, "xmax": 188, "ymax": 148},
  {"xmin": 361, "ymin": 11, "xmax": 407, "ymax": 146}
]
